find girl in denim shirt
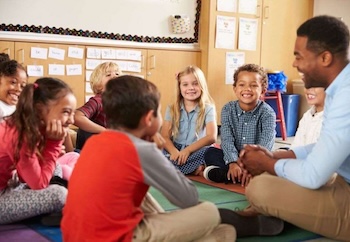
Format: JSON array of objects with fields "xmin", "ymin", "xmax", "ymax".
[{"xmin": 161, "ymin": 65, "xmax": 217, "ymax": 175}]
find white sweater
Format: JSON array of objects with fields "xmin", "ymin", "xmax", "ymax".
[
  {"xmin": 291, "ymin": 106, "xmax": 324, "ymax": 148},
  {"xmin": 0, "ymin": 100, "xmax": 16, "ymax": 121}
]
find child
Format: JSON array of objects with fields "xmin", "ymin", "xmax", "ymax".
[
  {"xmin": 74, "ymin": 61, "xmax": 122, "ymax": 150},
  {"xmin": 0, "ymin": 53, "xmax": 10, "ymax": 62},
  {"xmin": 0, "ymin": 77, "xmax": 77, "ymax": 225},
  {"xmin": 161, "ymin": 65, "xmax": 217, "ymax": 176},
  {"xmin": 61, "ymin": 75, "xmax": 236, "ymax": 242},
  {"xmin": 0, "ymin": 60, "xmax": 28, "ymax": 120},
  {"xmin": 290, "ymin": 87, "xmax": 325, "ymax": 148},
  {"xmin": 203, "ymin": 64, "xmax": 276, "ymax": 186},
  {"xmin": 0, "ymin": 60, "xmax": 77, "ymax": 181}
]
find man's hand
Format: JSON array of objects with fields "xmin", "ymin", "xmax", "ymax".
[
  {"xmin": 240, "ymin": 145, "xmax": 277, "ymax": 176},
  {"xmin": 240, "ymin": 145, "xmax": 273, "ymax": 159}
]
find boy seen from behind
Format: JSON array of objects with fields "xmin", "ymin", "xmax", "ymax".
[
  {"xmin": 61, "ymin": 75, "xmax": 236, "ymax": 242},
  {"xmin": 204, "ymin": 64, "xmax": 276, "ymax": 186}
]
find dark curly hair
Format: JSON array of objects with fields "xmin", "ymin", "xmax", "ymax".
[
  {"xmin": 0, "ymin": 53, "xmax": 10, "ymax": 63},
  {"xmin": 233, "ymin": 63, "xmax": 268, "ymax": 90},
  {"xmin": 0, "ymin": 60, "xmax": 27, "ymax": 77}
]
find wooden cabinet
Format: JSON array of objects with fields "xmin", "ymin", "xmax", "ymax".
[
  {"xmin": 259, "ymin": 0, "xmax": 314, "ymax": 89},
  {"xmin": 0, "ymin": 41, "xmax": 15, "ymax": 59},
  {"xmin": 200, "ymin": 0, "xmax": 314, "ymax": 123}
]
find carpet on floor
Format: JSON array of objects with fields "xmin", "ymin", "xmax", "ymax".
[
  {"xmin": 188, "ymin": 175, "xmax": 246, "ymax": 195},
  {"xmin": 0, "ymin": 181, "xmax": 322, "ymax": 242},
  {"xmin": 0, "ymin": 224, "xmax": 52, "ymax": 242},
  {"xmin": 150, "ymin": 181, "xmax": 322, "ymax": 242}
]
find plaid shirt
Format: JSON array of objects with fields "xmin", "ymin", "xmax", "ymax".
[{"xmin": 220, "ymin": 100, "xmax": 276, "ymax": 165}]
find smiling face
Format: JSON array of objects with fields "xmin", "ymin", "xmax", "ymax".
[
  {"xmin": 0, "ymin": 68, "xmax": 27, "ymax": 105},
  {"xmin": 179, "ymin": 73, "xmax": 202, "ymax": 102},
  {"xmin": 304, "ymin": 87, "xmax": 325, "ymax": 111},
  {"xmin": 233, "ymin": 71, "xmax": 264, "ymax": 111},
  {"xmin": 293, "ymin": 36, "xmax": 328, "ymax": 89},
  {"xmin": 40, "ymin": 92, "xmax": 77, "ymax": 134}
]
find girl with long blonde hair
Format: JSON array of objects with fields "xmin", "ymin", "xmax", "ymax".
[{"xmin": 161, "ymin": 65, "xmax": 217, "ymax": 175}]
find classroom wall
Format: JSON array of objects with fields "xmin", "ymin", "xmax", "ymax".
[
  {"xmin": 313, "ymin": 0, "xmax": 350, "ymax": 32},
  {"xmin": 0, "ymin": 0, "xmax": 198, "ymax": 40}
]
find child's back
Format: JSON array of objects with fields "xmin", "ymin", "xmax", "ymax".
[
  {"xmin": 62, "ymin": 75, "xmax": 236, "ymax": 242},
  {"xmin": 62, "ymin": 130, "xmax": 198, "ymax": 241}
]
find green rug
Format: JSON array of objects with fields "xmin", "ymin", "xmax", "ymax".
[{"xmin": 149, "ymin": 181, "xmax": 322, "ymax": 242}]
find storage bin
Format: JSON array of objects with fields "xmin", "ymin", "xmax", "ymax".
[{"xmin": 265, "ymin": 94, "xmax": 300, "ymax": 137}]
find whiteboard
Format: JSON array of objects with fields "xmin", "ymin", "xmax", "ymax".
[{"xmin": 0, "ymin": 0, "xmax": 200, "ymax": 43}]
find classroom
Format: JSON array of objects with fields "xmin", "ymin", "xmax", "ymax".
[{"xmin": 0, "ymin": 0, "xmax": 350, "ymax": 241}]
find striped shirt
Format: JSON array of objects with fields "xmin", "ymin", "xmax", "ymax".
[{"xmin": 77, "ymin": 94, "xmax": 106, "ymax": 127}]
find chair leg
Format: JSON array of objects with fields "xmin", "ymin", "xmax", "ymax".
[{"xmin": 276, "ymin": 91, "xmax": 287, "ymax": 140}]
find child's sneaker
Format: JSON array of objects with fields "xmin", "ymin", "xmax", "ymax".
[{"xmin": 203, "ymin": 166, "xmax": 228, "ymax": 183}]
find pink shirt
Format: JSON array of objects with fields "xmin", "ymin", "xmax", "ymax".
[{"xmin": 0, "ymin": 122, "xmax": 62, "ymax": 190}]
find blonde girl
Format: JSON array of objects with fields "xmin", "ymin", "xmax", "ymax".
[
  {"xmin": 161, "ymin": 65, "xmax": 217, "ymax": 175},
  {"xmin": 74, "ymin": 62, "xmax": 122, "ymax": 150}
]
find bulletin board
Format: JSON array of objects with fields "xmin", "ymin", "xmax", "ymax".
[{"xmin": 0, "ymin": 0, "xmax": 201, "ymax": 44}]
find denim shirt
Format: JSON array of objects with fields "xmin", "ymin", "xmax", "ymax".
[
  {"xmin": 164, "ymin": 103, "xmax": 216, "ymax": 149},
  {"xmin": 276, "ymin": 63, "xmax": 350, "ymax": 189}
]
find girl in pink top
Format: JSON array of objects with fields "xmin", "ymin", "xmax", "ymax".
[{"xmin": 0, "ymin": 77, "xmax": 77, "ymax": 224}]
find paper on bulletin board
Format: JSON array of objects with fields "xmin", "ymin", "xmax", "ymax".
[
  {"xmin": 66, "ymin": 64, "xmax": 82, "ymax": 76},
  {"xmin": 115, "ymin": 61, "xmax": 128, "ymax": 72},
  {"xmin": 68, "ymin": 47, "xmax": 84, "ymax": 59},
  {"xmin": 85, "ymin": 82, "xmax": 93, "ymax": 93},
  {"xmin": 217, "ymin": 0, "xmax": 237, "ymax": 12},
  {"xmin": 115, "ymin": 50, "xmax": 142, "ymax": 61},
  {"xmin": 226, "ymin": 52, "xmax": 245, "ymax": 84},
  {"xmin": 87, "ymin": 48, "xmax": 101, "ymax": 59},
  {"xmin": 126, "ymin": 50, "xmax": 142, "ymax": 61},
  {"xmin": 127, "ymin": 61, "xmax": 141, "ymax": 73},
  {"xmin": 86, "ymin": 70, "xmax": 92, "ymax": 81},
  {"xmin": 48, "ymin": 47, "xmax": 65, "ymax": 60},
  {"xmin": 238, "ymin": 17, "xmax": 258, "ymax": 51},
  {"xmin": 215, "ymin": 15, "xmax": 236, "ymax": 49},
  {"xmin": 238, "ymin": 0, "xmax": 257, "ymax": 15},
  {"xmin": 101, "ymin": 49, "xmax": 116, "ymax": 59},
  {"xmin": 86, "ymin": 59, "xmax": 102, "ymax": 70},
  {"xmin": 30, "ymin": 47, "xmax": 48, "ymax": 60},
  {"xmin": 27, "ymin": 65, "xmax": 44, "ymax": 77},
  {"xmin": 116, "ymin": 50, "xmax": 127, "ymax": 60},
  {"xmin": 49, "ymin": 64, "xmax": 65, "ymax": 75}
]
